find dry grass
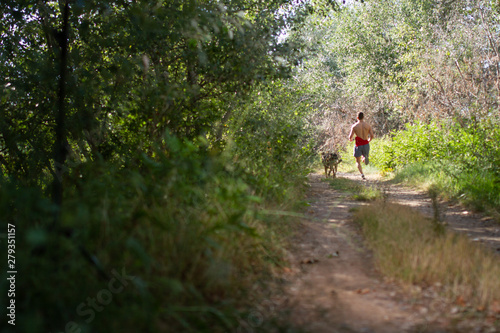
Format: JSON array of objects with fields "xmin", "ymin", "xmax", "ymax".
[{"xmin": 354, "ymin": 202, "xmax": 500, "ymax": 308}]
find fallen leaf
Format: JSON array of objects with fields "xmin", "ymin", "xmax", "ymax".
[
  {"xmin": 327, "ymin": 251, "xmax": 340, "ymax": 258},
  {"xmin": 282, "ymin": 267, "xmax": 292, "ymax": 273},
  {"xmin": 356, "ymin": 288, "xmax": 370, "ymax": 295},
  {"xmin": 300, "ymin": 258, "xmax": 319, "ymax": 264},
  {"xmin": 490, "ymin": 300, "xmax": 500, "ymax": 314},
  {"xmin": 455, "ymin": 295, "xmax": 466, "ymax": 306}
]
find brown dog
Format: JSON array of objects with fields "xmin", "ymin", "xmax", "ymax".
[{"xmin": 321, "ymin": 152, "xmax": 342, "ymax": 178}]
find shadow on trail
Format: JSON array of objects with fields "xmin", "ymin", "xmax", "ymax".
[{"xmin": 277, "ymin": 172, "xmax": 459, "ymax": 333}]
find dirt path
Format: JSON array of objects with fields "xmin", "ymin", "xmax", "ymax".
[{"xmin": 277, "ymin": 172, "xmax": 500, "ymax": 333}]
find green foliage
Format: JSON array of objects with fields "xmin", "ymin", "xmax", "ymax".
[
  {"xmin": 327, "ymin": 177, "xmax": 382, "ymax": 201},
  {"xmin": 287, "ymin": 0, "xmax": 499, "ymax": 137},
  {"xmin": 0, "ymin": 1, "xmax": 319, "ymax": 332},
  {"xmin": 373, "ymin": 121, "xmax": 444, "ymax": 170},
  {"xmin": 228, "ymin": 81, "xmax": 316, "ymax": 200},
  {"xmin": 376, "ymin": 119, "xmax": 500, "ymax": 214},
  {"xmin": 0, "ymin": 0, "xmax": 294, "ymax": 183},
  {"xmin": 2, "ymin": 135, "xmax": 302, "ymax": 332}
]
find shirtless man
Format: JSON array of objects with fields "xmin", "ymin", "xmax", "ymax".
[{"xmin": 348, "ymin": 112, "xmax": 374, "ymax": 180}]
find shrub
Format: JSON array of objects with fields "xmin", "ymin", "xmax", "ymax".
[
  {"xmin": 376, "ymin": 119, "xmax": 500, "ymax": 215},
  {"xmin": 2, "ymin": 134, "xmax": 301, "ymax": 333}
]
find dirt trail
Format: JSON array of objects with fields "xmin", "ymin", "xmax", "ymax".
[{"xmin": 278, "ymin": 172, "xmax": 500, "ymax": 333}]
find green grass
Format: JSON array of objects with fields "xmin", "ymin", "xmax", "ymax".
[
  {"xmin": 325, "ymin": 176, "xmax": 383, "ymax": 201},
  {"xmin": 337, "ymin": 142, "xmax": 383, "ymax": 176},
  {"xmin": 352, "ymin": 185, "xmax": 383, "ymax": 201},
  {"xmin": 314, "ymin": 147, "xmax": 384, "ymax": 202}
]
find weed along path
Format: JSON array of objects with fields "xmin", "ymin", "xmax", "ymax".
[
  {"xmin": 277, "ymin": 172, "xmax": 500, "ymax": 333},
  {"xmin": 384, "ymin": 182, "xmax": 500, "ymax": 254}
]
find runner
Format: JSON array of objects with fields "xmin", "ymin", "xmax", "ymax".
[{"xmin": 348, "ymin": 112, "xmax": 374, "ymax": 180}]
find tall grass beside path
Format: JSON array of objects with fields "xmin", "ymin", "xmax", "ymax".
[
  {"xmin": 354, "ymin": 202, "xmax": 500, "ymax": 311},
  {"xmin": 2, "ymin": 134, "xmax": 308, "ymax": 333}
]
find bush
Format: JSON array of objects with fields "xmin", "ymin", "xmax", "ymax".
[
  {"xmin": 1, "ymin": 134, "xmax": 301, "ymax": 333},
  {"xmin": 375, "ymin": 119, "xmax": 500, "ymax": 215},
  {"xmin": 228, "ymin": 83, "xmax": 316, "ymax": 202}
]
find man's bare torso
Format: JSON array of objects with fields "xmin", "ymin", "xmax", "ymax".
[{"xmin": 352, "ymin": 121, "xmax": 372, "ymax": 140}]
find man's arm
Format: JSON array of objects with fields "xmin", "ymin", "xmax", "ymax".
[
  {"xmin": 348, "ymin": 126, "xmax": 355, "ymax": 141},
  {"xmin": 368, "ymin": 125, "xmax": 374, "ymax": 142}
]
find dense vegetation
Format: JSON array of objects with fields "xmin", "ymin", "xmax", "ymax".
[
  {"xmin": 0, "ymin": 1, "xmax": 324, "ymax": 332},
  {"xmin": 373, "ymin": 120, "xmax": 500, "ymax": 215},
  {"xmin": 2, "ymin": 0, "xmax": 499, "ymax": 332}
]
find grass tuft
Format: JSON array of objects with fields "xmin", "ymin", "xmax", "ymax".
[
  {"xmin": 326, "ymin": 177, "xmax": 383, "ymax": 201},
  {"xmin": 354, "ymin": 202, "xmax": 500, "ymax": 308}
]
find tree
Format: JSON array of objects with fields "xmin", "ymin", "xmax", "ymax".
[{"xmin": 0, "ymin": 0, "xmax": 296, "ymax": 186}]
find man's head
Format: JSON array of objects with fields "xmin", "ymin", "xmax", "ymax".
[{"xmin": 357, "ymin": 112, "xmax": 364, "ymax": 120}]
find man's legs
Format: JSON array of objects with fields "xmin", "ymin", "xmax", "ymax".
[
  {"xmin": 361, "ymin": 144, "xmax": 369, "ymax": 165},
  {"xmin": 354, "ymin": 145, "xmax": 366, "ymax": 179},
  {"xmin": 355, "ymin": 156, "xmax": 363, "ymax": 175}
]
